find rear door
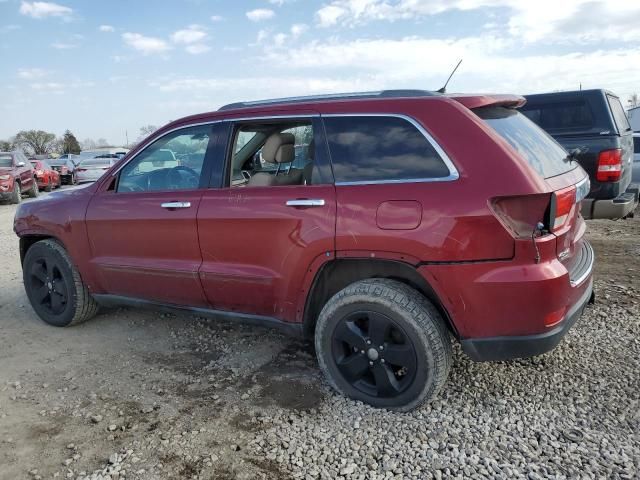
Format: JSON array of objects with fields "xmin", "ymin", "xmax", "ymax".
[
  {"xmin": 196, "ymin": 115, "xmax": 336, "ymax": 322},
  {"xmin": 85, "ymin": 123, "xmax": 219, "ymax": 306}
]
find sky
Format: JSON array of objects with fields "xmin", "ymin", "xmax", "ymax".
[{"xmin": 1, "ymin": 0, "xmax": 639, "ymax": 146}]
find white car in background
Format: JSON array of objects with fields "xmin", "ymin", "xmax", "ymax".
[{"xmin": 75, "ymin": 154, "xmax": 119, "ymax": 183}]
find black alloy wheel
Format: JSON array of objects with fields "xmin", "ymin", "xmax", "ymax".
[
  {"xmin": 332, "ymin": 311, "xmax": 417, "ymax": 398},
  {"xmin": 27, "ymin": 255, "xmax": 69, "ymax": 317}
]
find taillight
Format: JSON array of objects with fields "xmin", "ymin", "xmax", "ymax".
[
  {"xmin": 490, "ymin": 193, "xmax": 552, "ymax": 238},
  {"xmin": 596, "ymin": 148, "xmax": 622, "ymax": 182},
  {"xmin": 549, "ymin": 185, "xmax": 576, "ymax": 232}
]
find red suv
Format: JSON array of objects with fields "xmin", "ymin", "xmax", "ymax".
[
  {"xmin": 14, "ymin": 91, "xmax": 594, "ymax": 410},
  {"xmin": 1, "ymin": 151, "xmax": 39, "ymax": 203}
]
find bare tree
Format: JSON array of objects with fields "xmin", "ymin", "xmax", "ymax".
[
  {"xmin": 82, "ymin": 138, "xmax": 97, "ymax": 150},
  {"xmin": 14, "ymin": 130, "xmax": 57, "ymax": 155},
  {"xmin": 135, "ymin": 125, "xmax": 158, "ymax": 144}
]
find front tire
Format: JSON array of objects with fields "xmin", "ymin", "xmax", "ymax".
[
  {"xmin": 10, "ymin": 183, "xmax": 21, "ymax": 204},
  {"xmin": 315, "ymin": 279, "xmax": 452, "ymax": 412},
  {"xmin": 23, "ymin": 240, "xmax": 99, "ymax": 327}
]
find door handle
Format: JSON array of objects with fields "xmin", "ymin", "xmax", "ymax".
[
  {"xmin": 285, "ymin": 199, "xmax": 325, "ymax": 207},
  {"xmin": 161, "ymin": 202, "xmax": 191, "ymax": 209}
]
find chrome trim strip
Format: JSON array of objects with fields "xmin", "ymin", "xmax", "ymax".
[
  {"xmin": 110, "ymin": 120, "xmax": 223, "ymax": 177},
  {"xmin": 570, "ymin": 241, "xmax": 594, "ymax": 287},
  {"xmin": 322, "ymin": 113, "xmax": 459, "ymax": 184},
  {"xmin": 222, "ymin": 114, "xmax": 317, "ymax": 122}
]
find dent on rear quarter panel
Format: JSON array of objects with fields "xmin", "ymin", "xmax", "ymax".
[{"xmin": 15, "ymin": 187, "xmax": 100, "ymax": 292}]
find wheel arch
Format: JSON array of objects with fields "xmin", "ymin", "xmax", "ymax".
[
  {"xmin": 302, "ymin": 258, "xmax": 458, "ymax": 340},
  {"xmin": 19, "ymin": 235, "xmax": 62, "ymax": 265}
]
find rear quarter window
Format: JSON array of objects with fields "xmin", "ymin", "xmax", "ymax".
[
  {"xmin": 607, "ymin": 95, "xmax": 631, "ymax": 134},
  {"xmin": 478, "ymin": 107, "xmax": 574, "ymax": 179},
  {"xmin": 323, "ymin": 116, "xmax": 451, "ymax": 184}
]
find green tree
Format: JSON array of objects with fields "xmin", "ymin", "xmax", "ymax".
[
  {"xmin": 14, "ymin": 130, "xmax": 57, "ymax": 155},
  {"xmin": 0, "ymin": 139, "xmax": 16, "ymax": 151},
  {"xmin": 62, "ymin": 130, "xmax": 81, "ymax": 154}
]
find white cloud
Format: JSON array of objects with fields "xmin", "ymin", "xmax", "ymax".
[
  {"xmin": 19, "ymin": 1, "xmax": 72, "ymax": 20},
  {"xmin": 170, "ymin": 25, "xmax": 207, "ymax": 44},
  {"xmin": 50, "ymin": 41, "xmax": 77, "ymax": 49},
  {"xmin": 185, "ymin": 44, "xmax": 211, "ymax": 55},
  {"xmin": 99, "ymin": 24, "xmax": 114, "ymax": 32},
  {"xmin": 314, "ymin": 0, "xmax": 640, "ymax": 44},
  {"xmin": 210, "ymin": 15, "xmax": 223, "ymax": 22},
  {"xmin": 246, "ymin": 8, "xmax": 275, "ymax": 22},
  {"xmin": 122, "ymin": 32, "xmax": 171, "ymax": 54},
  {"xmin": 18, "ymin": 67, "xmax": 48, "ymax": 79}
]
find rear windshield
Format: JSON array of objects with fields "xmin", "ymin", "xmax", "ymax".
[
  {"xmin": 0, "ymin": 155, "xmax": 13, "ymax": 167},
  {"xmin": 521, "ymin": 101, "xmax": 593, "ymax": 131},
  {"xmin": 477, "ymin": 107, "xmax": 575, "ymax": 179}
]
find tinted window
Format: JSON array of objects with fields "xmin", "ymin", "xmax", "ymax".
[
  {"xmin": 607, "ymin": 95, "xmax": 631, "ymax": 133},
  {"xmin": 478, "ymin": 107, "xmax": 574, "ymax": 179},
  {"xmin": 324, "ymin": 116, "xmax": 450, "ymax": 183},
  {"xmin": 0, "ymin": 154, "xmax": 12, "ymax": 167},
  {"xmin": 521, "ymin": 101, "xmax": 594, "ymax": 131},
  {"xmin": 118, "ymin": 125, "xmax": 211, "ymax": 192}
]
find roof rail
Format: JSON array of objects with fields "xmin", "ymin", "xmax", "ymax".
[{"xmin": 218, "ymin": 89, "xmax": 439, "ymax": 111}]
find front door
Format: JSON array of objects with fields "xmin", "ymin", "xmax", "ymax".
[
  {"xmin": 85, "ymin": 123, "xmax": 219, "ymax": 306},
  {"xmin": 197, "ymin": 116, "xmax": 336, "ymax": 322}
]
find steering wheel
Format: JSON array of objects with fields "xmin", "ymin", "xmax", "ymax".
[{"xmin": 168, "ymin": 165, "xmax": 199, "ymax": 188}]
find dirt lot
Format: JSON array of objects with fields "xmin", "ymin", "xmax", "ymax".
[{"xmin": 0, "ymin": 191, "xmax": 638, "ymax": 480}]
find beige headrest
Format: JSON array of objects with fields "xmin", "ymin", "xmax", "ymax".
[{"xmin": 262, "ymin": 133, "xmax": 295, "ymax": 164}]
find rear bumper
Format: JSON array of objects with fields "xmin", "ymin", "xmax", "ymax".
[
  {"xmin": 581, "ymin": 183, "xmax": 639, "ymax": 219},
  {"xmin": 461, "ymin": 278, "xmax": 593, "ymax": 361}
]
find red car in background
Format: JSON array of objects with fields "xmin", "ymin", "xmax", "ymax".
[{"xmin": 30, "ymin": 159, "xmax": 62, "ymax": 192}]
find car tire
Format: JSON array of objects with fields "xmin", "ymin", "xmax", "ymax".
[
  {"xmin": 23, "ymin": 239, "xmax": 99, "ymax": 327},
  {"xmin": 10, "ymin": 182, "xmax": 22, "ymax": 204},
  {"xmin": 27, "ymin": 180, "xmax": 38, "ymax": 198},
  {"xmin": 315, "ymin": 278, "xmax": 452, "ymax": 412}
]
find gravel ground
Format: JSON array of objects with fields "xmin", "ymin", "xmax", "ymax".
[{"xmin": 0, "ymin": 191, "xmax": 638, "ymax": 480}]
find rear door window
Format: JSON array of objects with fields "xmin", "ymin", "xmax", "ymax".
[
  {"xmin": 478, "ymin": 107, "xmax": 575, "ymax": 179},
  {"xmin": 323, "ymin": 116, "xmax": 451, "ymax": 184},
  {"xmin": 607, "ymin": 95, "xmax": 631, "ymax": 134}
]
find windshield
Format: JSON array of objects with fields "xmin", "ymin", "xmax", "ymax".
[
  {"xmin": 477, "ymin": 107, "xmax": 575, "ymax": 179},
  {"xmin": 0, "ymin": 155, "xmax": 13, "ymax": 167}
]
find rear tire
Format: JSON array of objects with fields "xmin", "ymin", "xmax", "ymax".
[
  {"xmin": 27, "ymin": 180, "xmax": 38, "ymax": 198},
  {"xmin": 315, "ymin": 279, "xmax": 452, "ymax": 412},
  {"xmin": 23, "ymin": 239, "xmax": 99, "ymax": 327},
  {"xmin": 10, "ymin": 183, "xmax": 21, "ymax": 204}
]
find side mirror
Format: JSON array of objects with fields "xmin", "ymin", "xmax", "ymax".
[{"xmin": 16, "ymin": 161, "xmax": 25, "ymax": 167}]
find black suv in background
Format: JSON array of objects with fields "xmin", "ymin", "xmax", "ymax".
[{"xmin": 521, "ymin": 89, "xmax": 638, "ymax": 219}]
